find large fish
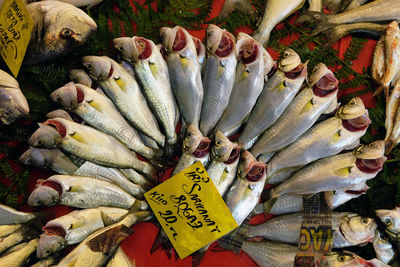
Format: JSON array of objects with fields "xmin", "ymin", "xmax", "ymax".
[
  {"xmin": 385, "ymin": 80, "xmax": 400, "ymax": 142},
  {"xmin": 0, "ymin": 238, "xmax": 38, "ymax": 267},
  {"xmin": 267, "ymin": 97, "xmax": 370, "ymax": 184},
  {"xmin": 263, "ymin": 141, "xmax": 386, "ymax": 213},
  {"xmin": 19, "ymin": 147, "xmax": 78, "ymax": 175},
  {"xmin": 384, "ymin": 94, "xmax": 400, "ymax": 153},
  {"xmin": 0, "ymin": 69, "xmax": 29, "ymax": 125},
  {"xmin": 27, "ymin": 175, "xmax": 148, "ymax": 210},
  {"xmin": 113, "ymin": 36, "xmax": 178, "ymax": 145},
  {"xmin": 253, "ymin": 0, "xmax": 305, "ymax": 45},
  {"xmin": 82, "ymin": 56, "xmax": 165, "ymax": 146},
  {"xmin": 250, "ymin": 63, "xmax": 339, "ymax": 162},
  {"xmin": 0, "ymin": 204, "xmax": 35, "ymax": 225},
  {"xmin": 69, "ymin": 69, "xmax": 103, "ymax": 94},
  {"xmin": 317, "ymin": 251, "xmax": 391, "ymax": 267},
  {"xmin": 213, "ymin": 33, "xmax": 265, "ymax": 137},
  {"xmin": 25, "ymin": 1, "xmax": 97, "ymax": 65},
  {"xmin": 372, "ymin": 36, "xmax": 386, "ymax": 85},
  {"xmin": 36, "ymin": 207, "xmax": 128, "ymax": 258},
  {"xmin": 373, "ymin": 230, "xmax": 395, "ymax": 264},
  {"xmin": 206, "ymin": 131, "xmax": 240, "ymax": 196},
  {"xmin": 46, "ymin": 109, "xmax": 74, "ymax": 121},
  {"xmin": 27, "ymin": 118, "xmax": 157, "ymax": 178},
  {"xmin": 247, "ymin": 212, "xmax": 377, "ymax": 248},
  {"xmin": 217, "ymin": 0, "xmax": 254, "ymax": 20},
  {"xmin": 199, "ymin": 24, "xmax": 237, "ymax": 136},
  {"xmin": 376, "ymin": 207, "xmax": 400, "ymax": 240},
  {"xmin": 224, "ymin": 150, "xmax": 267, "ymax": 225},
  {"xmin": 238, "ymin": 48, "xmax": 307, "ymax": 148}
]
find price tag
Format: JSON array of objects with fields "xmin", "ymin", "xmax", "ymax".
[
  {"xmin": 145, "ymin": 162, "xmax": 238, "ymax": 259},
  {"xmin": 0, "ymin": 0, "xmax": 33, "ymax": 77}
]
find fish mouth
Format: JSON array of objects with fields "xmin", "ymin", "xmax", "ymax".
[
  {"xmin": 267, "ymin": 62, "xmax": 278, "ymax": 78},
  {"xmin": 342, "ymin": 112, "xmax": 371, "ymax": 132},
  {"xmin": 224, "ymin": 146, "xmax": 240, "ymax": 165},
  {"xmin": 192, "ymin": 139, "xmax": 211, "ymax": 158},
  {"xmin": 345, "ymin": 188, "xmax": 368, "ymax": 195},
  {"xmin": 213, "ymin": 31, "xmax": 235, "ymax": 58},
  {"xmin": 245, "ymin": 163, "xmax": 266, "ymax": 182},
  {"xmin": 44, "ymin": 119, "xmax": 67, "ymax": 138},
  {"xmin": 312, "ymin": 71, "xmax": 338, "ymax": 97},
  {"xmin": 356, "ymin": 157, "xmax": 386, "ymax": 174},
  {"xmin": 132, "ymin": 37, "xmax": 152, "ymax": 61},
  {"xmin": 284, "ymin": 62, "xmax": 307, "ymax": 79},
  {"xmin": 169, "ymin": 27, "xmax": 187, "ymax": 52},
  {"xmin": 42, "ymin": 225, "xmax": 67, "ymax": 237},
  {"xmin": 192, "ymin": 36, "xmax": 204, "ymax": 58},
  {"xmin": 41, "ymin": 180, "xmax": 63, "ymax": 196},
  {"xmin": 238, "ymin": 39, "xmax": 258, "ymax": 65}
]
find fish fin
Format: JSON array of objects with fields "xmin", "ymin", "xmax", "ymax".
[
  {"xmin": 385, "ymin": 140, "xmax": 396, "ymax": 155},
  {"xmin": 179, "ymin": 56, "xmax": 191, "ymax": 71},
  {"xmin": 86, "ymin": 99, "xmax": 102, "ymax": 112},
  {"xmin": 373, "ymin": 84, "xmax": 385, "ymax": 97},
  {"xmin": 87, "ymin": 224, "xmax": 133, "ymax": 253},
  {"xmin": 239, "ymin": 68, "xmax": 250, "ymax": 82},
  {"xmin": 331, "ymin": 130, "xmax": 342, "ymax": 144},
  {"xmin": 150, "ymin": 228, "xmax": 172, "ymax": 256},
  {"xmin": 301, "ymin": 98, "xmax": 314, "ymax": 113},
  {"xmin": 217, "ymin": 64, "xmax": 224, "ymax": 79},
  {"xmin": 192, "ymin": 248, "xmax": 207, "ymax": 267},
  {"xmin": 68, "ymin": 132, "xmax": 87, "ymax": 144},
  {"xmin": 261, "ymin": 189, "xmax": 277, "ymax": 214},
  {"xmin": 149, "ymin": 62, "xmax": 159, "ymax": 79},
  {"xmin": 114, "ymin": 78, "xmax": 126, "ymax": 91},
  {"xmin": 334, "ymin": 166, "xmax": 352, "ymax": 176}
]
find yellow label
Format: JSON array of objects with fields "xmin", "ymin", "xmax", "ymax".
[
  {"xmin": 0, "ymin": 0, "xmax": 33, "ymax": 77},
  {"xmin": 145, "ymin": 162, "xmax": 238, "ymax": 259}
]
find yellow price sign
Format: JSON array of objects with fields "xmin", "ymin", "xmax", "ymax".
[
  {"xmin": 0, "ymin": 0, "xmax": 33, "ymax": 77},
  {"xmin": 145, "ymin": 162, "xmax": 238, "ymax": 259}
]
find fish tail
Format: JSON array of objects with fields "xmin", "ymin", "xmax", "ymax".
[
  {"xmin": 297, "ymin": 12, "xmax": 335, "ymax": 36},
  {"xmin": 253, "ymin": 30, "xmax": 271, "ymax": 47},
  {"xmin": 385, "ymin": 140, "xmax": 397, "ymax": 155},
  {"xmin": 192, "ymin": 247, "xmax": 208, "ymax": 267},
  {"xmin": 373, "ymin": 84, "xmax": 386, "ymax": 97},
  {"xmin": 260, "ymin": 189, "xmax": 277, "ymax": 214},
  {"xmin": 150, "ymin": 229, "xmax": 173, "ymax": 258}
]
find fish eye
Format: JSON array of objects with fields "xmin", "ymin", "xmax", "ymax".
[
  {"xmin": 369, "ymin": 142, "xmax": 376, "ymax": 147},
  {"xmin": 283, "ymin": 51, "xmax": 289, "ymax": 57},
  {"xmin": 385, "ymin": 218, "xmax": 392, "ymax": 226},
  {"xmin": 37, "ymin": 140, "xmax": 42, "ymax": 146},
  {"xmin": 117, "ymin": 45, "xmax": 124, "ymax": 52},
  {"xmin": 215, "ymin": 140, "xmax": 221, "ymax": 145},
  {"xmin": 26, "ymin": 158, "xmax": 33, "ymax": 165},
  {"xmin": 186, "ymin": 132, "xmax": 192, "ymax": 137},
  {"xmin": 207, "ymin": 31, "xmax": 211, "ymax": 38},
  {"xmin": 313, "ymin": 66, "xmax": 319, "ymax": 73},
  {"xmin": 84, "ymin": 63, "xmax": 92, "ymax": 71},
  {"xmin": 337, "ymin": 255, "xmax": 347, "ymax": 262},
  {"xmin": 61, "ymin": 28, "xmax": 74, "ymax": 38},
  {"xmin": 361, "ymin": 217, "xmax": 369, "ymax": 224},
  {"xmin": 350, "ymin": 100, "xmax": 356, "ymax": 105}
]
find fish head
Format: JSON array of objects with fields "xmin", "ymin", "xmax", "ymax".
[
  {"xmin": 69, "ymin": 69, "xmax": 92, "ymax": 87},
  {"xmin": 160, "ymin": 26, "xmax": 191, "ymax": 53},
  {"xmin": 308, "ymin": 63, "xmax": 338, "ymax": 92},
  {"xmin": 131, "ymin": 36, "xmax": 154, "ymax": 61},
  {"xmin": 211, "ymin": 131, "xmax": 234, "ymax": 162},
  {"xmin": 373, "ymin": 229, "xmax": 393, "ymax": 253},
  {"xmin": 325, "ymin": 184, "xmax": 369, "ymax": 209},
  {"xmin": 0, "ymin": 89, "xmax": 29, "ymax": 125},
  {"xmin": 46, "ymin": 109, "xmax": 73, "ymax": 121},
  {"xmin": 385, "ymin": 21, "xmax": 400, "ymax": 37},
  {"xmin": 317, "ymin": 251, "xmax": 368, "ymax": 267},
  {"xmin": 28, "ymin": 123, "xmax": 61, "ymax": 148},
  {"xmin": 183, "ymin": 124, "xmax": 211, "ymax": 157},
  {"xmin": 192, "ymin": 36, "xmax": 205, "ymax": 60},
  {"xmin": 376, "ymin": 207, "xmax": 400, "ymax": 239},
  {"xmin": 236, "ymin": 35, "xmax": 262, "ymax": 66},
  {"xmin": 206, "ymin": 25, "xmax": 235, "ymax": 59},
  {"xmin": 355, "ymin": 140, "xmax": 385, "ymax": 159},
  {"xmin": 262, "ymin": 46, "xmax": 276, "ymax": 78},
  {"xmin": 37, "ymin": 234, "xmax": 66, "ymax": 258},
  {"xmin": 28, "ymin": 180, "xmax": 61, "ymax": 206},
  {"xmin": 337, "ymin": 97, "xmax": 367, "ymax": 120},
  {"xmin": 113, "ymin": 37, "xmax": 135, "ymax": 63},
  {"xmin": 19, "ymin": 147, "xmax": 46, "ymax": 168},
  {"xmin": 279, "ymin": 48, "xmax": 301, "ymax": 72},
  {"xmin": 50, "ymin": 82, "xmax": 80, "ymax": 110},
  {"xmin": 238, "ymin": 150, "xmax": 266, "ymax": 182},
  {"xmin": 339, "ymin": 214, "xmax": 377, "ymax": 244},
  {"xmin": 82, "ymin": 56, "xmax": 112, "ymax": 81}
]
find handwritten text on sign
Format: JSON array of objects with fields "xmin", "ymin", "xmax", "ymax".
[
  {"xmin": 145, "ymin": 162, "xmax": 238, "ymax": 259},
  {"xmin": 0, "ymin": 0, "xmax": 33, "ymax": 77}
]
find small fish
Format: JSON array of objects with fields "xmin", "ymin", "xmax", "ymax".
[
  {"xmin": 372, "ymin": 36, "xmax": 386, "ymax": 85},
  {"xmin": 341, "ymin": 0, "xmax": 369, "ymax": 12},
  {"xmin": 0, "ymin": 204, "xmax": 36, "ymax": 225},
  {"xmin": 27, "ymin": 175, "xmax": 148, "ymax": 210},
  {"xmin": 82, "ymin": 56, "xmax": 165, "ymax": 146},
  {"xmin": 28, "ymin": 118, "xmax": 157, "ymax": 178},
  {"xmin": 46, "ymin": 109, "xmax": 74, "ymax": 121},
  {"xmin": 385, "ymin": 95, "xmax": 400, "ymax": 154},
  {"xmin": 238, "ymin": 48, "xmax": 307, "ymax": 148},
  {"xmin": 385, "ymin": 80, "xmax": 400, "ymax": 142},
  {"xmin": 250, "ymin": 63, "xmax": 339, "ymax": 162},
  {"xmin": 0, "ymin": 225, "xmax": 37, "ymax": 254},
  {"xmin": 217, "ymin": 0, "xmax": 254, "ymax": 20},
  {"xmin": 0, "ymin": 69, "xmax": 29, "ymax": 125},
  {"xmin": 317, "ymin": 251, "xmax": 391, "ymax": 267},
  {"xmin": 19, "ymin": 147, "xmax": 78, "ymax": 175},
  {"xmin": 376, "ymin": 206, "xmax": 400, "ymax": 240},
  {"xmin": 224, "ymin": 150, "xmax": 267, "ymax": 225},
  {"xmin": 69, "ymin": 69, "xmax": 102, "ymax": 92},
  {"xmin": 199, "ymin": 24, "xmax": 237, "ymax": 136},
  {"xmin": 36, "ymin": 207, "xmax": 128, "ymax": 258},
  {"xmin": 25, "ymin": 1, "xmax": 97, "ymax": 65},
  {"xmin": 373, "ymin": 230, "xmax": 395, "ymax": 264},
  {"xmin": 308, "ymin": 0, "xmax": 323, "ymax": 12},
  {"xmin": 56, "ymin": 0, "xmax": 103, "ymax": 8},
  {"xmin": 213, "ymin": 33, "xmax": 265, "ymax": 137},
  {"xmin": 119, "ymin": 168, "xmax": 155, "ymax": 188},
  {"xmin": 106, "ymin": 247, "xmax": 135, "ymax": 267},
  {"xmin": 253, "ymin": 0, "xmax": 305, "ymax": 45},
  {"xmin": 0, "ymin": 224, "xmax": 22, "ymax": 238},
  {"xmin": 0, "ymin": 238, "xmax": 38, "ymax": 267},
  {"xmin": 160, "ymin": 26, "xmax": 203, "ymax": 128}
]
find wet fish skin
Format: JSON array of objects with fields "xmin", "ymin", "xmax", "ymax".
[
  {"xmin": 317, "ymin": 251, "xmax": 390, "ymax": 267},
  {"xmin": 0, "ymin": 69, "xmax": 29, "ymax": 125},
  {"xmin": 217, "ymin": 0, "xmax": 254, "ymax": 20},
  {"xmin": 25, "ymin": 1, "xmax": 97, "ymax": 65},
  {"xmin": 0, "ymin": 204, "xmax": 36, "ymax": 225},
  {"xmin": 31, "ymin": 257, "xmax": 56, "ymax": 267},
  {"xmin": 0, "ymin": 238, "xmax": 38, "ymax": 267},
  {"xmin": 119, "ymin": 168, "xmax": 155, "ymax": 188},
  {"xmin": 385, "ymin": 80, "xmax": 400, "ymax": 142},
  {"xmin": 0, "ymin": 226, "xmax": 37, "ymax": 254},
  {"xmin": 191, "ymin": 35, "xmax": 206, "ymax": 71},
  {"xmin": 376, "ymin": 207, "xmax": 400, "ymax": 239},
  {"xmin": 106, "ymin": 247, "xmax": 135, "ymax": 267},
  {"xmin": 199, "ymin": 24, "xmax": 237, "ymax": 136},
  {"xmin": 385, "ymin": 95, "xmax": 400, "ymax": 154},
  {"xmin": 372, "ymin": 36, "xmax": 386, "ymax": 84},
  {"xmin": 46, "ymin": 109, "xmax": 73, "ymax": 121},
  {"xmin": 341, "ymin": 0, "xmax": 369, "ymax": 12},
  {"xmin": 308, "ymin": 0, "xmax": 323, "ymax": 12},
  {"xmin": 373, "ymin": 230, "xmax": 395, "ymax": 264},
  {"xmin": 0, "ymin": 224, "xmax": 22, "ymax": 238}
]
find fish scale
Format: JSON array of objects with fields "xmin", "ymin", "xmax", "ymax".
[{"xmin": 241, "ymin": 241, "xmax": 297, "ymax": 267}]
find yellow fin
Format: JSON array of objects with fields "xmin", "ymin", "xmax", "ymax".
[
  {"xmin": 239, "ymin": 69, "xmax": 250, "ymax": 82},
  {"xmin": 217, "ymin": 64, "xmax": 224, "ymax": 79},
  {"xmin": 149, "ymin": 62, "xmax": 158, "ymax": 79},
  {"xmin": 331, "ymin": 130, "xmax": 341, "ymax": 144},
  {"xmin": 87, "ymin": 100, "xmax": 102, "ymax": 112},
  {"xmin": 69, "ymin": 132, "xmax": 87, "ymax": 144},
  {"xmin": 272, "ymin": 81, "xmax": 285, "ymax": 92},
  {"xmin": 218, "ymin": 169, "xmax": 229, "ymax": 185},
  {"xmin": 301, "ymin": 98, "xmax": 314, "ymax": 113},
  {"xmin": 180, "ymin": 56, "xmax": 190, "ymax": 71},
  {"xmin": 114, "ymin": 78, "xmax": 126, "ymax": 91},
  {"xmin": 334, "ymin": 166, "xmax": 352, "ymax": 177}
]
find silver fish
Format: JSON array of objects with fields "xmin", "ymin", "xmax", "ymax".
[
  {"xmin": 238, "ymin": 48, "xmax": 307, "ymax": 148},
  {"xmin": 0, "ymin": 204, "xmax": 35, "ymax": 225},
  {"xmin": 27, "ymin": 118, "xmax": 157, "ymax": 178},
  {"xmin": 0, "ymin": 69, "xmax": 29, "ymax": 125},
  {"xmin": 308, "ymin": 0, "xmax": 323, "ymax": 12},
  {"xmin": 341, "ymin": 0, "xmax": 369, "ymax": 12},
  {"xmin": 206, "ymin": 131, "xmax": 240, "ymax": 196},
  {"xmin": 199, "ymin": 24, "xmax": 237, "ymax": 136},
  {"xmin": 217, "ymin": 0, "xmax": 254, "ymax": 20},
  {"xmin": 56, "ymin": 0, "xmax": 103, "ymax": 8},
  {"xmin": 160, "ymin": 26, "xmax": 203, "ymax": 128},
  {"xmin": 36, "ymin": 207, "xmax": 128, "ymax": 258},
  {"xmin": 27, "ymin": 175, "xmax": 148, "ymax": 210},
  {"xmin": 324, "ymin": 181, "xmax": 369, "ymax": 209},
  {"xmin": 113, "ymin": 36, "xmax": 178, "ymax": 145},
  {"xmin": 213, "ymin": 33, "xmax": 265, "ymax": 137},
  {"xmin": 224, "ymin": 150, "xmax": 267, "ymax": 225},
  {"xmin": 250, "ymin": 63, "xmax": 339, "ymax": 162},
  {"xmin": 119, "ymin": 168, "xmax": 154, "ymax": 188},
  {"xmin": 46, "ymin": 110, "xmax": 74, "ymax": 121},
  {"xmin": 385, "ymin": 80, "xmax": 400, "ymax": 142},
  {"xmin": 373, "ymin": 230, "xmax": 395, "ymax": 264},
  {"xmin": 19, "ymin": 147, "xmax": 78, "ymax": 175},
  {"xmin": 69, "ymin": 69, "xmax": 102, "ymax": 92},
  {"xmin": 192, "ymin": 35, "xmax": 206, "ymax": 70},
  {"xmin": 267, "ymin": 97, "xmax": 370, "ymax": 182},
  {"xmin": 372, "ymin": 35, "xmax": 386, "ymax": 85},
  {"xmin": 25, "ymin": 1, "xmax": 97, "ymax": 65},
  {"xmin": 376, "ymin": 207, "xmax": 400, "ymax": 239},
  {"xmin": 317, "ymin": 251, "xmax": 391, "ymax": 266},
  {"xmin": 106, "ymin": 247, "xmax": 134, "ymax": 267},
  {"xmin": 82, "ymin": 56, "xmax": 165, "ymax": 146},
  {"xmin": 253, "ymin": 0, "xmax": 305, "ymax": 45},
  {"xmin": 0, "ymin": 238, "xmax": 38, "ymax": 267}
]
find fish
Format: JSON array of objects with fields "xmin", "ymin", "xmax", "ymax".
[
  {"xmin": 206, "ymin": 131, "xmax": 241, "ymax": 196},
  {"xmin": 317, "ymin": 251, "xmax": 391, "ymax": 267},
  {"xmin": 372, "ymin": 36, "xmax": 386, "ymax": 85},
  {"xmin": 266, "ymin": 97, "xmax": 370, "ymax": 183},
  {"xmin": 82, "ymin": 56, "xmax": 165, "ymax": 146},
  {"xmin": 113, "ymin": 36, "xmax": 178, "ymax": 145},
  {"xmin": 51, "ymin": 82, "xmax": 162, "ymax": 162},
  {"xmin": 224, "ymin": 150, "xmax": 267, "ymax": 225},
  {"xmin": 385, "ymin": 80, "xmax": 400, "ymax": 142},
  {"xmin": 0, "ymin": 69, "xmax": 29, "ymax": 125},
  {"xmin": 56, "ymin": 0, "xmax": 103, "ymax": 8},
  {"xmin": 192, "ymin": 36, "xmax": 206, "ymax": 70},
  {"xmin": 376, "ymin": 207, "xmax": 400, "ymax": 239},
  {"xmin": 0, "ymin": 224, "xmax": 22, "ymax": 238},
  {"xmin": 213, "ymin": 33, "xmax": 265, "ymax": 137},
  {"xmin": 46, "ymin": 110, "xmax": 74, "ymax": 121},
  {"xmin": 241, "ymin": 240, "xmax": 297, "ymax": 267},
  {"xmin": 19, "ymin": 147, "xmax": 78, "ymax": 175},
  {"xmin": 246, "ymin": 212, "xmax": 377, "ymax": 248},
  {"xmin": 263, "ymin": 141, "xmax": 386, "ymax": 213},
  {"xmin": 0, "ymin": 225, "xmax": 37, "ymax": 254},
  {"xmin": 217, "ymin": 0, "xmax": 254, "ymax": 20},
  {"xmin": 0, "ymin": 204, "xmax": 35, "ymax": 225},
  {"xmin": 199, "ymin": 25, "xmax": 237, "ymax": 136},
  {"xmin": 36, "ymin": 207, "xmax": 128, "ymax": 258},
  {"xmin": 74, "ymin": 161, "xmax": 147, "ymax": 197},
  {"xmin": 106, "ymin": 247, "xmax": 135, "ymax": 267},
  {"xmin": 373, "ymin": 230, "xmax": 395, "ymax": 264},
  {"xmin": 250, "ymin": 63, "xmax": 339, "ymax": 162},
  {"xmin": 0, "ymin": 238, "xmax": 38, "ymax": 267},
  {"xmin": 31, "ymin": 257, "xmax": 56, "ymax": 267},
  {"xmin": 25, "ymin": 1, "xmax": 97, "ymax": 65},
  {"xmin": 27, "ymin": 118, "xmax": 157, "ymax": 178},
  {"xmin": 238, "ymin": 49, "xmax": 307, "ymax": 149},
  {"xmin": 172, "ymin": 124, "xmax": 211, "ymax": 176},
  {"xmin": 308, "ymin": 0, "xmax": 323, "ymax": 12},
  {"xmin": 119, "ymin": 168, "xmax": 155, "ymax": 188},
  {"xmin": 69, "ymin": 69, "xmax": 103, "ymax": 94},
  {"xmin": 27, "ymin": 175, "xmax": 148, "ymax": 210},
  {"xmin": 341, "ymin": 0, "xmax": 369, "ymax": 12},
  {"xmin": 160, "ymin": 26, "xmax": 203, "ymax": 128},
  {"xmin": 324, "ymin": 181, "xmax": 369, "ymax": 210},
  {"xmin": 385, "ymin": 96, "xmax": 400, "ymax": 154},
  {"xmin": 253, "ymin": 0, "xmax": 305, "ymax": 45}
]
